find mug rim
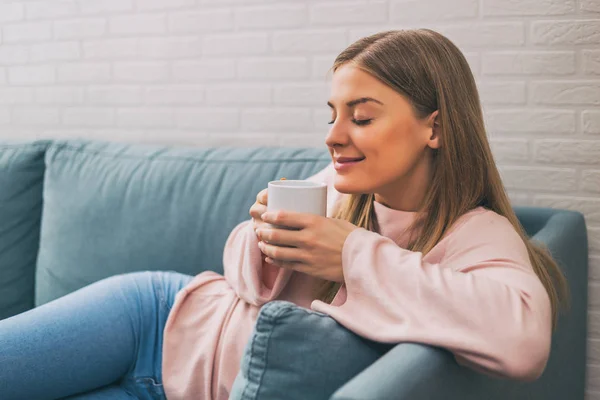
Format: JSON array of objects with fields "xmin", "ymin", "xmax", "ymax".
[{"xmin": 268, "ymin": 180, "xmax": 327, "ymax": 188}]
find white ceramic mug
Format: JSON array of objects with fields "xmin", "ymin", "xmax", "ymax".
[{"xmin": 267, "ymin": 180, "xmax": 327, "ymax": 228}]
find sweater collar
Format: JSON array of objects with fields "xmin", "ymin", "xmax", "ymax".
[{"xmin": 373, "ymin": 201, "xmax": 420, "ymax": 248}]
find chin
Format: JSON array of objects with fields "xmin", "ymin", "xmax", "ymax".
[{"xmin": 333, "ymin": 175, "xmax": 370, "ymax": 195}]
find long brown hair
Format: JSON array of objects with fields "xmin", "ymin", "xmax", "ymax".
[{"xmin": 316, "ymin": 29, "xmax": 568, "ymax": 328}]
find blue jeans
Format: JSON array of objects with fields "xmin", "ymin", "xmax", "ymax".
[{"xmin": 0, "ymin": 271, "xmax": 193, "ymax": 400}]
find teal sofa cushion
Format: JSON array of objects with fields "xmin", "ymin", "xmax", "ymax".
[
  {"xmin": 36, "ymin": 140, "xmax": 329, "ymax": 305},
  {"xmin": 0, "ymin": 141, "xmax": 48, "ymax": 319},
  {"xmin": 229, "ymin": 301, "xmax": 390, "ymax": 400}
]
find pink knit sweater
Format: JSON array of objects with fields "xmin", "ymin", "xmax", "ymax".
[{"xmin": 161, "ymin": 164, "xmax": 551, "ymax": 400}]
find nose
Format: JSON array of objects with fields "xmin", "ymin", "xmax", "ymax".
[{"xmin": 325, "ymin": 120, "xmax": 350, "ymax": 148}]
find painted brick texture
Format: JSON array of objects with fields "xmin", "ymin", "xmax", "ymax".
[{"xmin": 0, "ymin": 0, "xmax": 598, "ymax": 396}]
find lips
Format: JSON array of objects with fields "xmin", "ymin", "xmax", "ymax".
[
  {"xmin": 333, "ymin": 156, "xmax": 365, "ymax": 171},
  {"xmin": 335, "ymin": 157, "xmax": 365, "ymax": 163}
]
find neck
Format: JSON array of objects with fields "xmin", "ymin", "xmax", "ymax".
[
  {"xmin": 374, "ymin": 188, "xmax": 425, "ymax": 212},
  {"xmin": 374, "ymin": 154, "xmax": 432, "ymax": 212}
]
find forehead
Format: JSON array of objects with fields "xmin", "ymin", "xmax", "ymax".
[
  {"xmin": 329, "ymin": 65, "xmax": 402, "ymax": 107},
  {"xmin": 330, "ymin": 65, "xmax": 381, "ymax": 96}
]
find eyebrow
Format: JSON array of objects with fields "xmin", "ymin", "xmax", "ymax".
[{"xmin": 327, "ymin": 97, "xmax": 384, "ymax": 109}]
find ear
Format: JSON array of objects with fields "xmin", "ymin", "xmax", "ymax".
[{"xmin": 425, "ymin": 110, "xmax": 441, "ymax": 150}]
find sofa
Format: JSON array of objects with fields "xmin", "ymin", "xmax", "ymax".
[{"xmin": 0, "ymin": 139, "xmax": 588, "ymax": 400}]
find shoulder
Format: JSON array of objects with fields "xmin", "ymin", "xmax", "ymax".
[
  {"xmin": 450, "ymin": 207, "xmax": 521, "ymax": 239},
  {"xmin": 441, "ymin": 207, "xmax": 531, "ymax": 269}
]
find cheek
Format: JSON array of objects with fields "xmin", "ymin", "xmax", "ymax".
[
  {"xmin": 367, "ymin": 147, "xmax": 411, "ymax": 186},
  {"xmin": 334, "ymin": 126, "xmax": 416, "ymax": 193},
  {"xmin": 364, "ymin": 128, "xmax": 426, "ymax": 187},
  {"xmin": 366, "ymin": 127, "xmax": 415, "ymax": 174}
]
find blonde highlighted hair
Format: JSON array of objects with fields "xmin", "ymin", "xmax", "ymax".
[{"xmin": 316, "ymin": 29, "xmax": 568, "ymax": 328}]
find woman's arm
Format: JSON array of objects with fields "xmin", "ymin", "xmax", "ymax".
[
  {"xmin": 222, "ymin": 220, "xmax": 293, "ymax": 306},
  {"xmin": 311, "ymin": 210, "xmax": 552, "ymax": 381},
  {"xmin": 223, "ymin": 163, "xmax": 336, "ymax": 306}
]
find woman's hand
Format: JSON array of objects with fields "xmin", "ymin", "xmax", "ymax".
[
  {"xmin": 255, "ymin": 211, "xmax": 359, "ymax": 282},
  {"xmin": 249, "ymin": 189, "xmax": 269, "ymax": 231}
]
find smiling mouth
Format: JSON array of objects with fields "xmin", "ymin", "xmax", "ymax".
[
  {"xmin": 334, "ymin": 157, "xmax": 365, "ymax": 171},
  {"xmin": 335, "ymin": 156, "xmax": 366, "ymax": 163}
]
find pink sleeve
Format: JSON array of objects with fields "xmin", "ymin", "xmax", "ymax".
[
  {"xmin": 311, "ymin": 211, "xmax": 552, "ymax": 381},
  {"xmin": 223, "ymin": 163, "xmax": 335, "ymax": 306}
]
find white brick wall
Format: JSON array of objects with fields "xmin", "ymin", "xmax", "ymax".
[{"xmin": 0, "ymin": 0, "xmax": 599, "ymax": 395}]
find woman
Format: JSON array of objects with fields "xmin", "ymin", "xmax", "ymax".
[{"xmin": 0, "ymin": 29, "xmax": 567, "ymax": 400}]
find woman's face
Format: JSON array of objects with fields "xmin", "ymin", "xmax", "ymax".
[{"xmin": 325, "ymin": 64, "xmax": 440, "ymax": 210}]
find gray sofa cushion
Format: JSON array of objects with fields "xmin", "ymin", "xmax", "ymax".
[{"xmin": 0, "ymin": 141, "xmax": 48, "ymax": 319}]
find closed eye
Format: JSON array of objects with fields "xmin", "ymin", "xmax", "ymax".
[
  {"xmin": 328, "ymin": 118, "xmax": 373, "ymax": 126},
  {"xmin": 353, "ymin": 118, "xmax": 373, "ymax": 126}
]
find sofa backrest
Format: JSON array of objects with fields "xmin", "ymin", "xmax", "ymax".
[{"xmin": 34, "ymin": 140, "xmax": 330, "ymax": 305}]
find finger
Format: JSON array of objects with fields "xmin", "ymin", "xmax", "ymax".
[
  {"xmin": 253, "ymin": 221, "xmax": 272, "ymax": 235},
  {"xmin": 249, "ymin": 203, "xmax": 267, "ymax": 219},
  {"xmin": 258, "ymin": 241, "xmax": 306, "ymax": 263},
  {"xmin": 260, "ymin": 210, "xmax": 316, "ymax": 230},
  {"xmin": 265, "ymin": 257, "xmax": 305, "ymax": 273},
  {"xmin": 257, "ymin": 189, "xmax": 268, "ymax": 205},
  {"xmin": 256, "ymin": 227, "xmax": 304, "ymax": 247}
]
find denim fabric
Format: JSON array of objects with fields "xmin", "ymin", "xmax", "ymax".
[{"xmin": 0, "ymin": 270, "xmax": 192, "ymax": 400}]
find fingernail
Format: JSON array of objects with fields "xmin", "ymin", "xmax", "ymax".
[
  {"xmin": 265, "ymin": 257, "xmax": 274, "ymax": 264},
  {"xmin": 261, "ymin": 212, "xmax": 268, "ymax": 220},
  {"xmin": 258, "ymin": 241, "xmax": 264, "ymax": 249}
]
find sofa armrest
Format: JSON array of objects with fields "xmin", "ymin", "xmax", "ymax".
[
  {"xmin": 330, "ymin": 343, "xmax": 520, "ymax": 400},
  {"xmin": 331, "ymin": 208, "xmax": 587, "ymax": 400}
]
